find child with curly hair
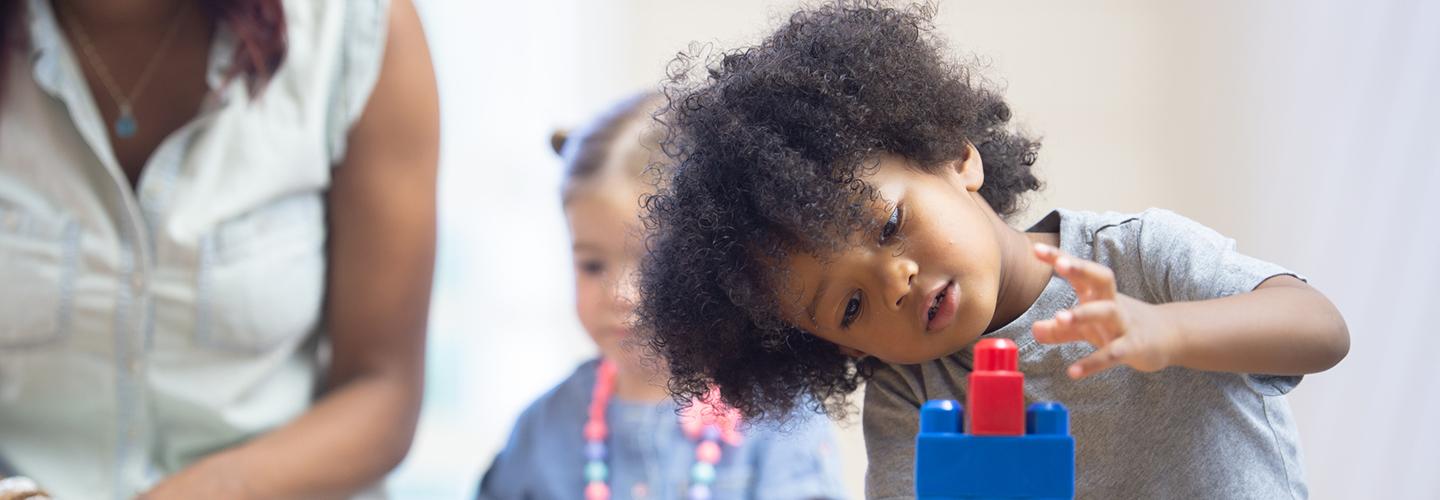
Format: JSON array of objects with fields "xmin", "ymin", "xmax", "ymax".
[
  {"xmin": 475, "ymin": 94, "xmax": 846, "ymax": 500},
  {"xmin": 636, "ymin": 3, "xmax": 1349, "ymax": 498}
]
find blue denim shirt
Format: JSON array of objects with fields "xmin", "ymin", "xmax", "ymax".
[{"xmin": 477, "ymin": 359, "xmax": 848, "ymax": 500}]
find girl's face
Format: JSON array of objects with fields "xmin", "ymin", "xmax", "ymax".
[
  {"xmin": 566, "ymin": 180, "xmax": 647, "ymax": 367},
  {"xmin": 778, "ymin": 148, "xmax": 1005, "ymax": 364}
]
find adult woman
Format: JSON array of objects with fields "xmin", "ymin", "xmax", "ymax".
[{"xmin": 0, "ymin": 0, "xmax": 438, "ymax": 498}]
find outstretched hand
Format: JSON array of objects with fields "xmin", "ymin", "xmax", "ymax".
[{"xmin": 1030, "ymin": 243, "xmax": 1181, "ymax": 379}]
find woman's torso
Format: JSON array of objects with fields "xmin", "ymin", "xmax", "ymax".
[{"xmin": 0, "ymin": 1, "xmax": 388, "ymax": 498}]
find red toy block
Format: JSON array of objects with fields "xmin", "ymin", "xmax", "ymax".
[{"xmin": 967, "ymin": 338, "xmax": 1025, "ymax": 436}]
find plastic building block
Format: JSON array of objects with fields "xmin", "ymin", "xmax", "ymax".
[
  {"xmin": 968, "ymin": 337, "xmax": 1025, "ymax": 435},
  {"xmin": 915, "ymin": 338, "xmax": 1075, "ymax": 499}
]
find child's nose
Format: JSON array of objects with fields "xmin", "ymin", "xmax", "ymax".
[
  {"xmin": 613, "ymin": 267, "xmax": 640, "ymax": 311},
  {"xmin": 882, "ymin": 257, "xmax": 919, "ymax": 310}
]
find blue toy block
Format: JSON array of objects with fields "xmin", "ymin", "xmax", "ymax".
[{"xmin": 915, "ymin": 400, "xmax": 1075, "ymax": 499}]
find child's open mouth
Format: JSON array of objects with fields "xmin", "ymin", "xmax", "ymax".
[{"xmin": 923, "ymin": 280, "xmax": 960, "ymax": 333}]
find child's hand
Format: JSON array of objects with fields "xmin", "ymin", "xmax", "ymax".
[{"xmin": 1030, "ymin": 243, "xmax": 1181, "ymax": 379}]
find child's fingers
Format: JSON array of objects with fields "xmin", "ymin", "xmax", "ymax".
[
  {"xmin": 1033, "ymin": 243, "xmax": 1117, "ymax": 301},
  {"xmin": 1033, "ymin": 310, "xmax": 1090, "ymax": 345},
  {"xmin": 1032, "ymin": 242, "xmax": 1063, "ymax": 264},
  {"xmin": 1032, "ymin": 318, "xmax": 1084, "ymax": 344},
  {"xmin": 1034, "ymin": 303, "xmax": 1123, "ymax": 346},
  {"xmin": 1067, "ymin": 340, "xmax": 1127, "ymax": 379},
  {"xmin": 1067, "ymin": 301, "xmax": 1123, "ymax": 342},
  {"xmin": 1071, "ymin": 342, "xmax": 1123, "ymax": 383},
  {"xmin": 1057, "ymin": 257, "xmax": 1117, "ymax": 302}
]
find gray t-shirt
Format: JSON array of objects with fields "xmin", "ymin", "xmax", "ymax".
[{"xmin": 863, "ymin": 208, "xmax": 1307, "ymax": 500}]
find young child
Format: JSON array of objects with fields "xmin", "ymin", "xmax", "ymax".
[
  {"xmin": 635, "ymin": 3, "xmax": 1349, "ymax": 499},
  {"xmin": 475, "ymin": 94, "xmax": 847, "ymax": 500}
]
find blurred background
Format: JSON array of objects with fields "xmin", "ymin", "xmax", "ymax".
[{"xmin": 393, "ymin": 0, "xmax": 1439, "ymax": 498}]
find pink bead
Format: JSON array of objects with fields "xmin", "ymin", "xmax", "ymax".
[
  {"xmin": 721, "ymin": 427, "xmax": 744, "ymax": 447},
  {"xmin": 593, "ymin": 384, "xmax": 614, "ymax": 403},
  {"xmin": 696, "ymin": 440, "xmax": 722, "ymax": 464},
  {"xmin": 585, "ymin": 482, "xmax": 611, "ymax": 500},
  {"xmin": 596, "ymin": 361, "xmax": 618, "ymax": 383},
  {"xmin": 584, "ymin": 421, "xmax": 608, "ymax": 441},
  {"xmin": 681, "ymin": 416, "xmax": 704, "ymax": 439}
]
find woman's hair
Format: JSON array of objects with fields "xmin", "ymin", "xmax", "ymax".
[
  {"xmin": 1, "ymin": 0, "xmax": 287, "ymax": 99},
  {"xmin": 637, "ymin": 1, "xmax": 1041, "ymax": 421},
  {"xmin": 554, "ymin": 92, "xmax": 664, "ymax": 203}
]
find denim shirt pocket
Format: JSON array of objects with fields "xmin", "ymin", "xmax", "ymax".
[
  {"xmin": 0, "ymin": 205, "xmax": 80, "ymax": 350},
  {"xmin": 194, "ymin": 193, "xmax": 327, "ymax": 354}
]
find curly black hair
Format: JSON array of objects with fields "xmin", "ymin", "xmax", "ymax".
[{"xmin": 638, "ymin": 1, "xmax": 1042, "ymax": 422}]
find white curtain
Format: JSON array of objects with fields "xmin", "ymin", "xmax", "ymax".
[
  {"xmin": 1245, "ymin": 1, "xmax": 1440, "ymax": 498},
  {"xmin": 390, "ymin": 1, "xmax": 595, "ymax": 497}
]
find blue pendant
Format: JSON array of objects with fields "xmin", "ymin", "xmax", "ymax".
[{"xmin": 115, "ymin": 112, "xmax": 137, "ymax": 138}]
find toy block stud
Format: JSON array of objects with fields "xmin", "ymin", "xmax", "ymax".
[
  {"xmin": 920, "ymin": 399, "xmax": 963, "ymax": 434},
  {"xmin": 1026, "ymin": 402, "xmax": 1069, "ymax": 436}
]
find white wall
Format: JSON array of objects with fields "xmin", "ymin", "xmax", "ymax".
[
  {"xmin": 1242, "ymin": 1, "xmax": 1440, "ymax": 497},
  {"xmin": 393, "ymin": 1, "xmax": 591, "ymax": 498},
  {"xmin": 396, "ymin": 1, "xmax": 1438, "ymax": 498}
]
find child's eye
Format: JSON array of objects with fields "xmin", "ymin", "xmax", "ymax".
[
  {"xmin": 880, "ymin": 203, "xmax": 903, "ymax": 244},
  {"xmin": 578, "ymin": 260, "xmax": 606, "ymax": 276},
  {"xmin": 841, "ymin": 290, "xmax": 862, "ymax": 328}
]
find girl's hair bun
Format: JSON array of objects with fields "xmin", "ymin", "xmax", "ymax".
[{"xmin": 550, "ymin": 129, "xmax": 570, "ymax": 156}]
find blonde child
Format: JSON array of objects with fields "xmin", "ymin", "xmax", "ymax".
[{"xmin": 476, "ymin": 94, "xmax": 847, "ymax": 500}]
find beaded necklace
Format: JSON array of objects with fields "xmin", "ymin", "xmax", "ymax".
[{"xmin": 583, "ymin": 360, "xmax": 743, "ymax": 500}]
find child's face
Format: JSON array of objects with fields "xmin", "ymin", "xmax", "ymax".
[
  {"xmin": 566, "ymin": 180, "xmax": 647, "ymax": 367},
  {"xmin": 778, "ymin": 149, "xmax": 1003, "ymax": 364}
]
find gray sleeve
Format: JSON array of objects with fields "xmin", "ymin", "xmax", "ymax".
[
  {"xmin": 1134, "ymin": 208, "xmax": 1300, "ymax": 303},
  {"xmin": 862, "ymin": 365, "xmax": 924, "ymax": 500},
  {"xmin": 750, "ymin": 412, "xmax": 849, "ymax": 500},
  {"xmin": 1132, "ymin": 209, "xmax": 1304, "ymax": 394}
]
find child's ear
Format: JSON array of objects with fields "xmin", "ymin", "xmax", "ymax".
[
  {"xmin": 840, "ymin": 346, "xmax": 868, "ymax": 358},
  {"xmin": 951, "ymin": 142, "xmax": 984, "ymax": 192}
]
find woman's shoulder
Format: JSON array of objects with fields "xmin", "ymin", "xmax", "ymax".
[{"xmin": 272, "ymin": 0, "xmax": 389, "ymax": 76}]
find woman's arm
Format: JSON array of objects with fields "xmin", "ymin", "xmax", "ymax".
[{"xmin": 142, "ymin": 0, "xmax": 439, "ymax": 497}]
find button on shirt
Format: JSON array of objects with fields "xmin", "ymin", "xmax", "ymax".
[{"xmin": 0, "ymin": 1, "xmax": 389, "ymax": 498}]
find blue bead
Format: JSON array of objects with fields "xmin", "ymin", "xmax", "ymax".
[
  {"xmin": 687, "ymin": 484, "xmax": 712, "ymax": 500},
  {"xmin": 584, "ymin": 461, "xmax": 608, "ymax": 482},
  {"xmin": 690, "ymin": 462, "xmax": 716, "ymax": 484},
  {"xmin": 115, "ymin": 115, "xmax": 137, "ymax": 138},
  {"xmin": 585, "ymin": 441, "xmax": 607, "ymax": 460}
]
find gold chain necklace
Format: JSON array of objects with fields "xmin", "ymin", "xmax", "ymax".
[{"xmin": 60, "ymin": 1, "xmax": 190, "ymax": 139}]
